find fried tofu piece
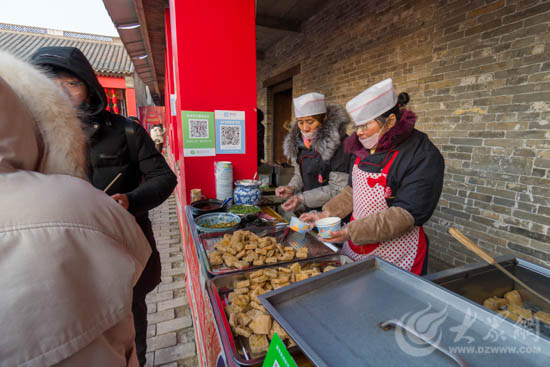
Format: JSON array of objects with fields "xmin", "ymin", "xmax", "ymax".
[
  {"xmin": 250, "ymin": 301, "xmax": 268, "ymax": 313},
  {"xmin": 226, "ymin": 246, "xmax": 237, "ymax": 255},
  {"xmin": 323, "ymin": 265, "xmax": 337, "ymax": 272},
  {"xmin": 250, "ymin": 287, "xmax": 267, "ymax": 303},
  {"xmin": 498, "ymin": 310, "xmax": 521, "ymax": 322},
  {"xmin": 271, "ymin": 274, "xmax": 290, "ymax": 284},
  {"xmin": 272, "ymin": 282, "xmax": 290, "ymax": 289},
  {"xmin": 287, "ymin": 338, "xmax": 297, "ymax": 348},
  {"xmin": 245, "ymin": 243, "xmax": 258, "ymax": 250},
  {"xmin": 249, "ymin": 334, "xmax": 269, "ymax": 354},
  {"xmin": 278, "ymin": 267, "xmax": 291, "ymax": 274},
  {"xmin": 256, "ymin": 248, "xmax": 268, "ymax": 255},
  {"xmin": 250, "ymin": 274, "xmax": 268, "ymax": 284},
  {"xmin": 483, "ymin": 297, "xmax": 508, "ymax": 311},
  {"xmin": 296, "ymin": 247, "xmax": 308, "ymax": 259},
  {"xmin": 233, "ymin": 287, "xmax": 249, "ymax": 295},
  {"xmin": 534, "ymin": 311, "xmax": 550, "ymax": 324},
  {"xmin": 295, "ymin": 273, "xmax": 309, "ymax": 282},
  {"xmin": 284, "ymin": 247, "xmax": 296, "ymax": 257},
  {"xmin": 233, "ymin": 295, "xmax": 250, "ymax": 307},
  {"xmin": 244, "ymin": 253, "xmax": 259, "ymax": 263},
  {"xmin": 264, "ymin": 283, "xmax": 273, "ymax": 291},
  {"xmin": 504, "ymin": 290, "xmax": 522, "ymax": 306},
  {"xmin": 264, "ymin": 268, "xmax": 279, "ymax": 279},
  {"xmin": 237, "ymin": 313, "xmax": 252, "ymax": 327},
  {"xmin": 265, "ymin": 256, "xmax": 278, "ymax": 264},
  {"xmin": 270, "ymin": 321, "xmax": 288, "ymax": 340},
  {"xmin": 253, "ymin": 256, "xmax": 266, "ymax": 266},
  {"xmin": 233, "ymin": 260, "xmax": 249, "ymax": 269},
  {"xmin": 228, "ymin": 312, "xmax": 237, "ymax": 328},
  {"xmin": 209, "ymin": 253, "xmax": 223, "ymax": 266},
  {"xmin": 235, "ymin": 326, "xmax": 253, "ymax": 338},
  {"xmin": 249, "ymin": 270, "xmax": 265, "ymax": 279},
  {"xmin": 235, "ymin": 279, "xmax": 250, "ymax": 289},
  {"xmin": 266, "ymin": 249, "xmax": 275, "ymax": 258},
  {"xmin": 249, "ymin": 314, "xmax": 272, "ymax": 335},
  {"xmin": 508, "ymin": 304, "xmax": 532, "ymax": 320},
  {"xmin": 222, "ymin": 253, "xmax": 238, "ymax": 267},
  {"xmin": 277, "ymin": 252, "xmax": 294, "ymax": 261},
  {"xmin": 276, "ymin": 243, "xmax": 285, "ymax": 255}
]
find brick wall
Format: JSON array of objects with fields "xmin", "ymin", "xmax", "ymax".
[{"xmin": 257, "ymin": 0, "xmax": 550, "ymax": 269}]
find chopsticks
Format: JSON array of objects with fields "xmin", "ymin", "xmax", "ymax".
[
  {"xmin": 103, "ymin": 172, "xmax": 122, "ymax": 193},
  {"xmin": 449, "ymin": 227, "xmax": 550, "ymax": 307}
]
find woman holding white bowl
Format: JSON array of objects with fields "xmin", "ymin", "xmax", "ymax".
[{"xmin": 301, "ymin": 79, "xmax": 444, "ymax": 275}]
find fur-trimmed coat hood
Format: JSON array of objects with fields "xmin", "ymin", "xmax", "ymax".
[
  {"xmin": 0, "ymin": 51, "xmax": 87, "ymax": 179},
  {"xmin": 283, "ymin": 104, "xmax": 350, "ymax": 161}
]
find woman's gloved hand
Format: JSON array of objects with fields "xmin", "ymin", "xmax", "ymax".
[
  {"xmin": 275, "ymin": 185, "xmax": 294, "ymax": 199},
  {"xmin": 299, "ymin": 210, "xmax": 329, "ymax": 224},
  {"xmin": 323, "ymin": 225, "xmax": 351, "ymax": 243},
  {"xmin": 281, "ymin": 194, "xmax": 303, "ymax": 212}
]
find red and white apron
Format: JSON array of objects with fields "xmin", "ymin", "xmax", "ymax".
[{"xmin": 341, "ymin": 152, "xmax": 426, "ymax": 274}]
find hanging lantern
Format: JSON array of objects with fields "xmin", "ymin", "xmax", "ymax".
[
  {"xmin": 111, "ymin": 88, "xmax": 119, "ymax": 114},
  {"xmin": 105, "ymin": 88, "xmax": 111, "ymax": 112}
]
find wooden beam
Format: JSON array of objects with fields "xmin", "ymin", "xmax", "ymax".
[
  {"xmin": 256, "ymin": 14, "xmax": 301, "ymax": 33},
  {"xmin": 262, "ymin": 64, "xmax": 301, "ymax": 88}
]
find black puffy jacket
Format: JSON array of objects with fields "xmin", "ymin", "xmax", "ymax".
[{"xmin": 31, "ymin": 47, "xmax": 178, "ymax": 296}]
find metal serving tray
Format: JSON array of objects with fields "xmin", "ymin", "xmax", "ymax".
[
  {"xmin": 425, "ymin": 255, "xmax": 550, "ymax": 339},
  {"xmin": 259, "ymin": 256, "xmax": 550, "ymax": 367},
  {"xmin": 208, "ymin": 254, "xmax": 354, "ymax": 366},
  {"xmin": 199, "ymin": 225, "xmax": 336, "ymax": 277}
]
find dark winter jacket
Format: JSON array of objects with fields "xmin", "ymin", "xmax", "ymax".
[
  {"xmin": 283, "ymin": 104, "xmax": 351, "ymax": 210},
  {"xmin": 344, "ymin": 110, "xmax": 444, "ymax": 226},
  {"xmin": 31, "ymin": 47, "xmax": 178, "ymax": 296},
  {"xmin": 323, "ymin": 110, "xmax": 444, "ymax": 246}
]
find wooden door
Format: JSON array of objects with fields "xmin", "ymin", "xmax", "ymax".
[{"xmin": 273, "ymin": 87, "xmax": 292, "ymax": 164}]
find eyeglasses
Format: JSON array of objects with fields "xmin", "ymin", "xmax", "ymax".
[{"xmin": 355, "ymin": 120, "xmax": 378, "ymax": 132}]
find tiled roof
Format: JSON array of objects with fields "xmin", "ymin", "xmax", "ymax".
[{"xmin": 0, "ymin": 23, "xmax": 134, "ymax": 76}]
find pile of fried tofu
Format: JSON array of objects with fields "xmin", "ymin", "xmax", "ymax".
[
  {"xmin": 483, "ymin": 289, "xmax": 550, "ymax": 324},
  {"xmin": 225, "ymin": 261, "xmax": 338, "ymax": 356},
  {"xmin": 208, "ymin": 230, "xmax": 308, "ymax": 270}
]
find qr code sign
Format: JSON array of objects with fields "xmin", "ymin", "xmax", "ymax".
[
  {"xmin": 220, "ymin": 125, "xmax": 241, "ymax": 149},
  {"xmin": 189, "ymin": 119, "xmax": 209, "ymax": 139}
]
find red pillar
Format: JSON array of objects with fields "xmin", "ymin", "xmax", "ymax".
[
  {"xmin": 169, "ymin": 0, "xmax": 257, "ymax": 205},
  {"xmin": 125, "ymin": 88, "xmax": 137, "ymax": 117}
]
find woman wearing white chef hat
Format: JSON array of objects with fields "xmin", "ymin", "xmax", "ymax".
[
  {"xmin": 301, "ymin": 79, "xmax": 444, "ymax": 275},
  {"xmin": 276, "ymin": 92, "xmax": 351, "ymax": 213}
]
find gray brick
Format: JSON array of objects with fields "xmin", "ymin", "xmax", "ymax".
[
  {"xmin": 147, "ymin": 324, "xmax": 156, "ymax": 338},
  {"xmin": 144, "ymin": 352, "xmax": 154, "ymax": 367},
  {"xmin": 158, "ymin": 281, "xmax": 187, "ymax": 292},
  {"xmin": 158, "ymin": 296, "xmax": 189, "ymax": 311},
  {"xmin": 146, "ymin": 332, "xmax": 177, "ymax": 352},
  {"xmin": 146, "ymin": 290, "xmax": 173, "ymax": 303},
  {"xmin": 161, "ymin": 267, "xmax": 186, "ymax": 276},
  {"xmin": 148, "ymin": 309, "xmax": 175, "ymax": 324},
  {"xmin": 154, "ymin": 342, "xmax": 196, "ymax": 365},
  {"xmin": 157, "ymin": 316, "xmax": 193, "ymax": 335}
]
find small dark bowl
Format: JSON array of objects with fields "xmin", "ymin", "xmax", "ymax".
[{"xmin": 190, "ymin": 199, "xmax": 227, "ymax": 216}]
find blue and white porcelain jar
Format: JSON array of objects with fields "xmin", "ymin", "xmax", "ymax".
[{"xmin": 233, "ymin": 180, "xmax": 262, "ymax": 206}]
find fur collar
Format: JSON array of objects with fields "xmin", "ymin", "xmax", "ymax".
[
  {"xmin": 0, "ymin": 51, "xmax": 87, "ymax": 179},
  {"xmin": 344, "ymin": 109, "xmax": 417, "ymax": 159},
  {"xmin": 283, "ymin": 104, "xmax": 350, "ymax": 161}
]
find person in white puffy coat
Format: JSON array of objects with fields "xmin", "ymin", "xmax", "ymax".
[{"xmin": 0, "ymin": 51, "xmax": 151, "ymax": 366}]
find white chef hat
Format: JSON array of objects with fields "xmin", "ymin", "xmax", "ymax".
[
  {"xmin": 346, "ymin": 78, "xmax": 397, "ymax": 126},
  {"xmin": 293, "ymin": 92, "xmax": 327, "ymax": 118}
]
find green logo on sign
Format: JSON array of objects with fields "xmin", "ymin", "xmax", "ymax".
[{"xmin": 262, "ymin": 333, "xmax": 297, "ymax": 367}]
